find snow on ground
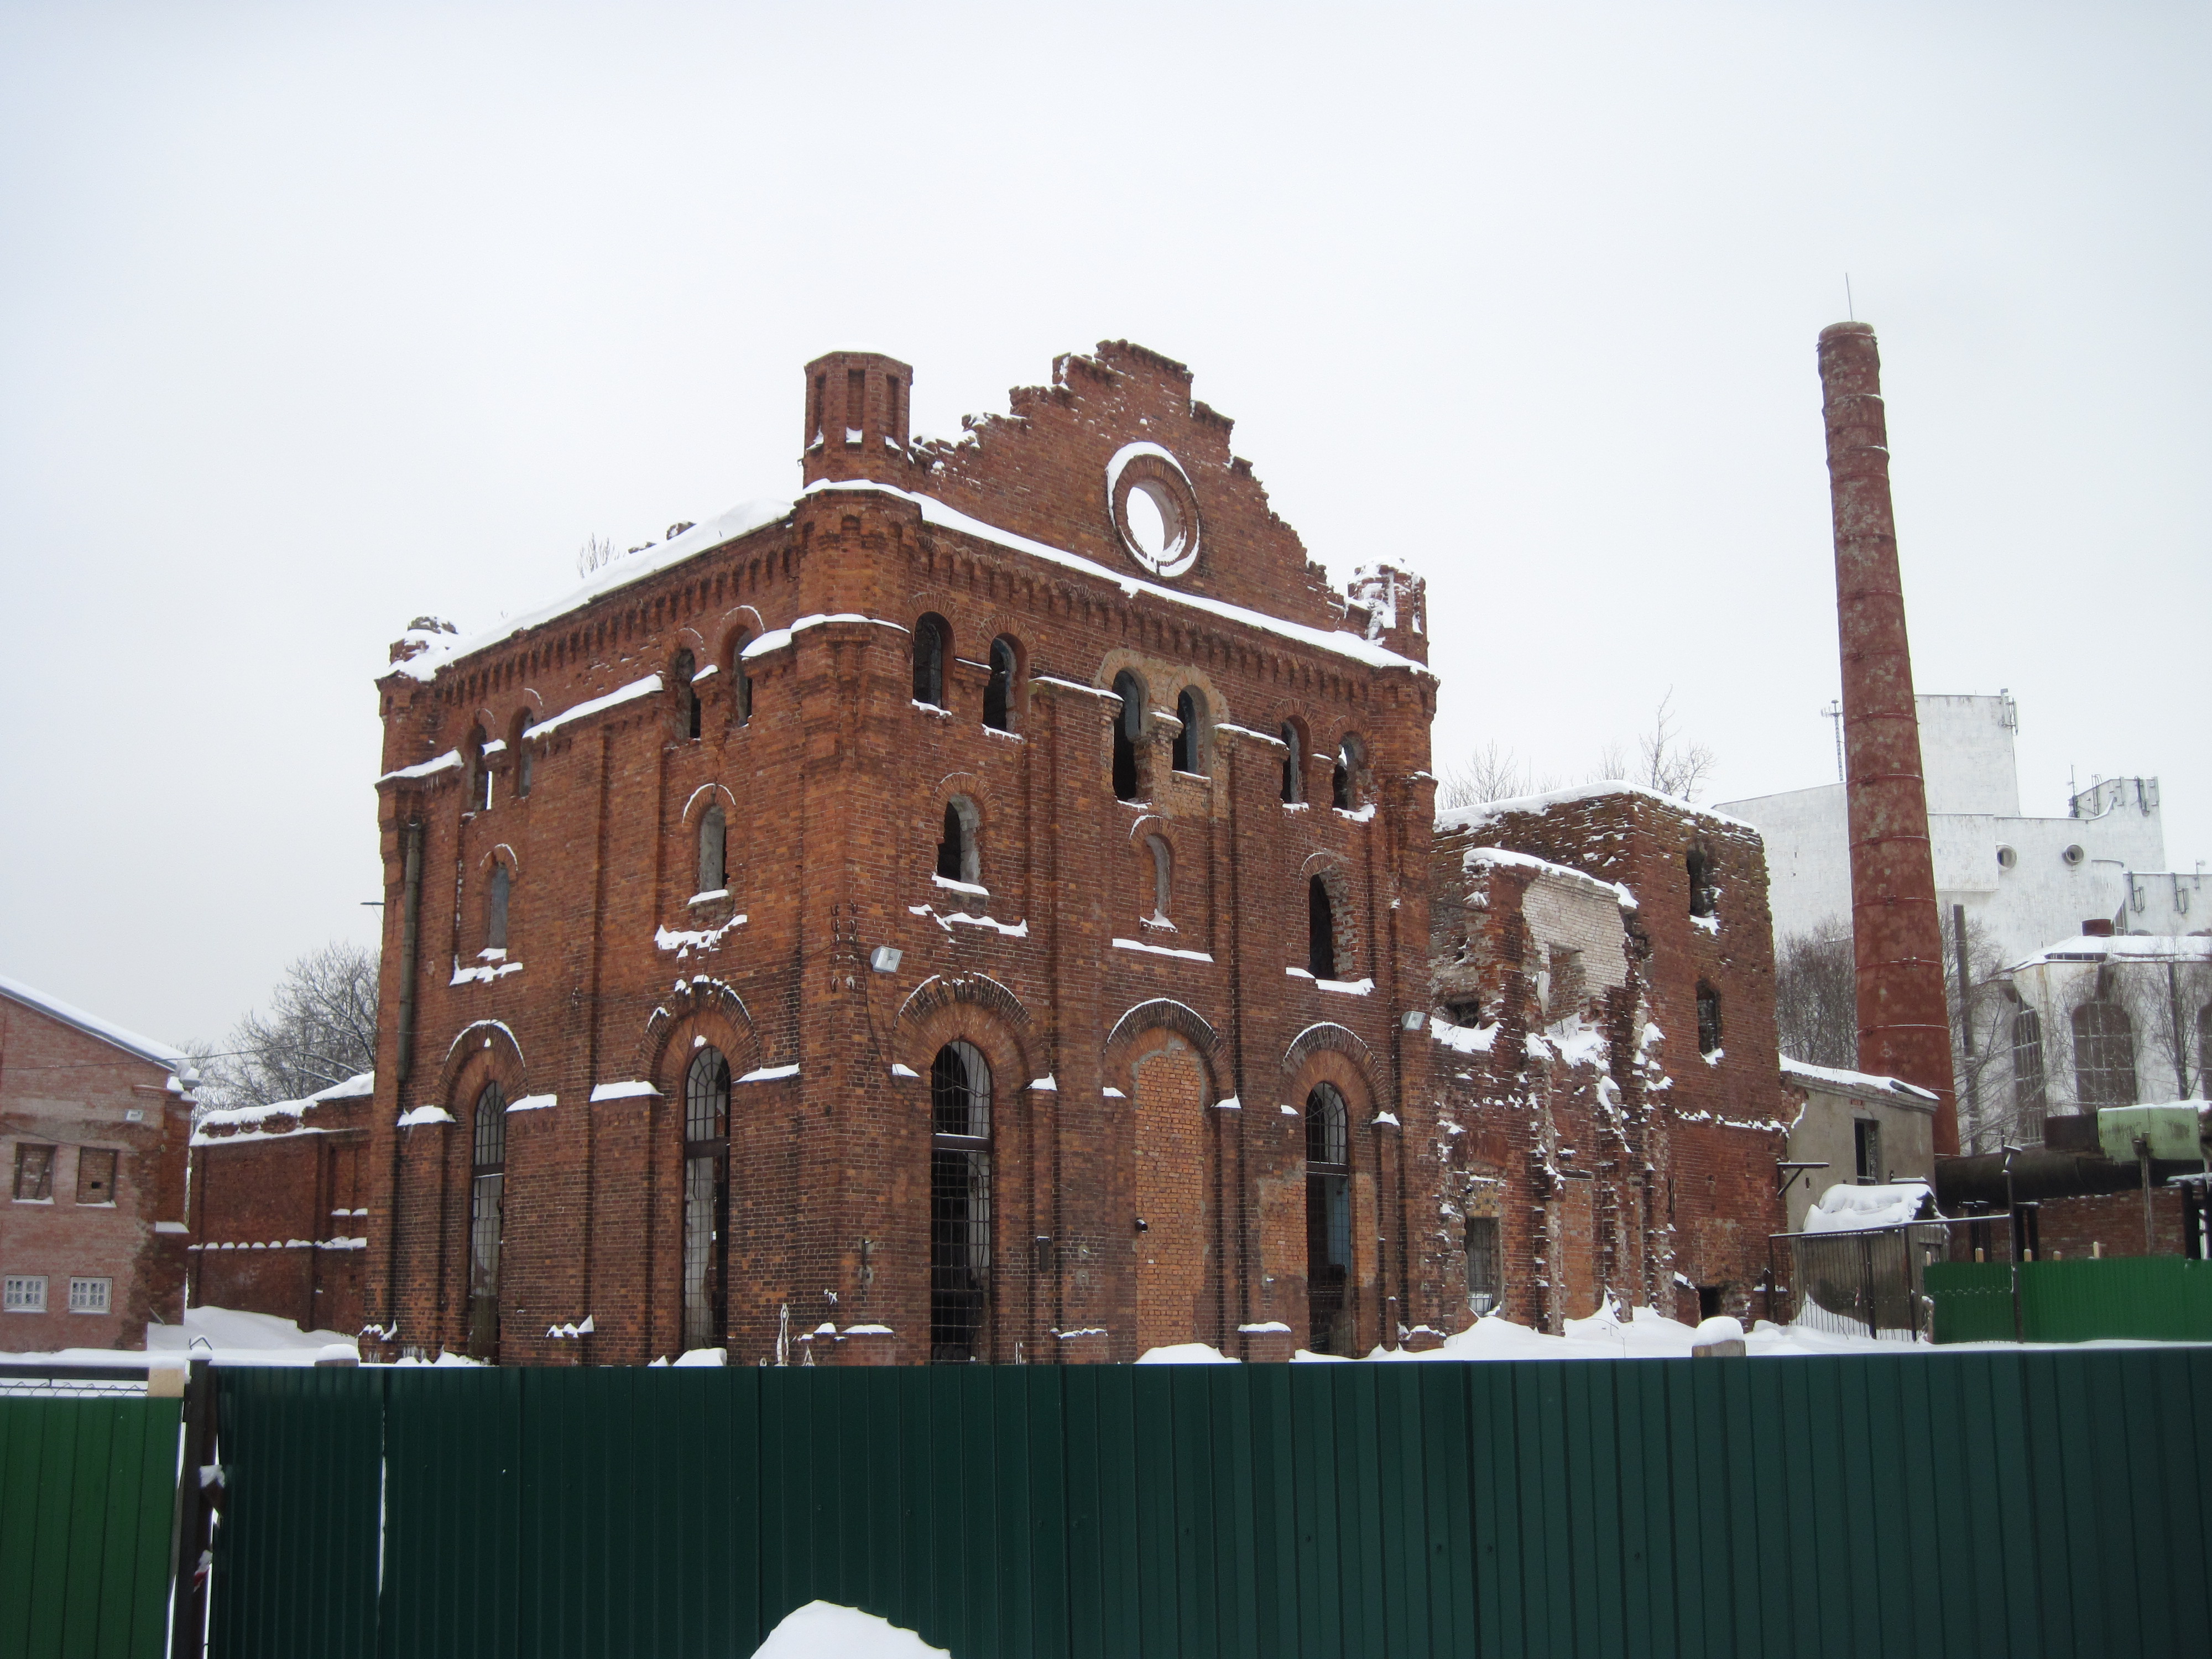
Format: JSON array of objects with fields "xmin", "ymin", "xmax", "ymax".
[
  {"xmin": 1, "ymin": 1305, "xmax": 357, "ymax": 1368},
  {"xmin": 753, "ymin": 1602, "xmax": 947, "ymax": 1659}
]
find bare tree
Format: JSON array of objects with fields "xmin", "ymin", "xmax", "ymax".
[
  {"xmin": 1437, "ymin": 741, "xmax": 1550, "ymax": 810},
  {"xmin": 1943, "ymin": 912, "xmax": 2020, "ymax": 1150},
  {"xmin": 1775, "ymin": 923, "xmax": 1856, "ymax": 1069},
  {"xmin": 1591, "ymin": 740, "xmax": 1632, "ymax": 784},
  {"xmin": 1636, "ymin": 690, "xmax": 1716, "ymax": 801},
  {"xmin": 575, "ymin": 533, "xmax": 618, "ymax": 579},
  {"xmin": 192, "ymin": 943, "xmax": 380, "ymax": 1117}
]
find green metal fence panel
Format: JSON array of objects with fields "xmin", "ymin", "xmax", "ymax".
[
  {"xmin": 210, "ymin": 1352, "xmax": 2212, "ymax": 1659},
  {"xmin": 0, "ymin": 1397, "xmax": 178, "ymax": 1659},
  {"xmin": 1929, "ymin": 1257, "xmax": 2212, "ymax": 1343}
]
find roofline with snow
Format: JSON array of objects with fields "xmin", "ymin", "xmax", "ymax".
[
  {"xmin": 1437, "ymin": 780, "xmax": 1758, "ymax": 838},
  {"xmin": 0, "ymin": 974, "xmax": 192, "ymax": 1076}
]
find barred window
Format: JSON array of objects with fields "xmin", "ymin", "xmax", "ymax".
[
  {"xmin": 68, "ymin": 1277, "xmax": 111, "ymax": 1314},
  {"xmin": 12, "ymin": 1144, "xmax": 54, "ymax": 1202},
  {"xmin": 929, "ymin": 1041, "xmax": 992, "ymax": 1363},
  {"xmin": 466, "ymin": 1082, "xmax": 507, "ymax": 1360},
  {"xmin": 2072, "ymin": 999, "xmax": 2137, "ymax": 1107},
  {"xmin": 75, "ymin": 1148, "xmax": 117, "ymax": 1206},
  {"xmin": 1465, "ymin": 1215, "xmax": 1500, "ymax": 1316},
  {"xmin": 1305, "ymin": 1083, "xmax": 1352, "ymax": 1356},
  {"xmin": 681, "ymin": 1047, "xmax": 732, "ymax": 1352}
]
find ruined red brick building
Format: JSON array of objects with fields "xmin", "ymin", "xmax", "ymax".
[
  {"xmin": 1, "ymin": 977, "xmax": 194, "ymax": 1351},
  {"xmin": 356, "ymin": 341, "xmax": 1787, "ymax": 1365}
]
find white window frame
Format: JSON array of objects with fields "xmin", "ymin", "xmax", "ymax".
[
  {"xmin": 68, "ymin": 1276, "xmax": 112, "ymax": 1314},
  {"xmin": 3, "ymin": 1274, "xmax": 48, "ymax": 1312}
]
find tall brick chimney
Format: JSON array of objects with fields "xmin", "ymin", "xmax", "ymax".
[
  {"xmin": 1818, "ymin": 321, "xmax": 1959, "ymax": 1155},
  {"xmin": 802, "ymin": 348, "xmax": 915, "ymax": 488}
]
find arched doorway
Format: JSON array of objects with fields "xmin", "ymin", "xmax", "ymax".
[
  {"xmin": 1305, "ymin": 1082, "xmax": 1352, "ymax": 1355},
  {"xmin": 930, "ymin": 1041, "xmax": 993, "ymax": 1362},
  {"xmin": 1132, "ymin": 1037, "xmax": 1209, "ymax": 1354}
]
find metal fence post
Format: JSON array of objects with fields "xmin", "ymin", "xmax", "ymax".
[{"xmin": 169, "ymin": 1359, "xmax": 215, "ymax": 1659}]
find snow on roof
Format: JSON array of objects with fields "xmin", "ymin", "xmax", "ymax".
[
  {"xmin": 1462, "ymin": 846, "xmax": 1637, "ymax": 910},
  {"xmin": 2007, "ymin": 933, "xmax": 2212, "ymax": 972},
  {"xmin": 525, "ymin": 673, "xmax": 662, "ymax": 740},
  {"xmin": 1437, "ymin": 780, "xmax": 1756, "ymax": 837},
  {"xmin": 0, "ymin": 974, "xmax": 192, "ymax": 1077},
  {"xmin": 1780, "ymin": 1057, "xmax": 1941, "ymax": 1105},
  {"xmin": 192, "ymin": 1071, "xmax": 374, "ymax": 1144},
  {"xmin": 1804, "ymin": 1181, "xmax": 1936, "ymax": 1233}
]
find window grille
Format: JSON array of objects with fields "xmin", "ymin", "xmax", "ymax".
[
  {"xmin": 913, "ymin": 615, "xmax": 949, "ymax": 707},
  {"xmin": 1112, "ymin": 672, "xmax": 1144, "ymax": 801},
  {"xmin": 1697, "ymin": 984, "xmax": 1723, "ymax": 1055},
  {"xmin": 700, "ymin": 806, "xmax": 727, "ymax": 893},
  {"xmin": 1305, "ymin": 1083, "xmax": 1352, "ymax": 1355},
  {"xmin": 929, "ymin": 1041, "xmax": 992, "ymax": 1363},
  {"xmin": 1465, "ymin": 1215, "xmax": 1501, "ymax": 1314},
  {"xmin": 67, "ymin": 1277, "xmax": 110, "ymax": 1314},
  {"xmin": 487, "ymin": 865, "xmax": 510, "ymax": 951},
  {"xmin": 2012, "ymin": 1008, "xmax": 2047, "ymax": 1138},
  {"xmin": 984, "ymin": 637, "xmax": 1018, "ymax": 732},
  {"xmin": 1280, "ymin": 722, "xmax": 1303, "ymax": 804},
  {"xmin": 75, "ymin": 1147, "xmax": 117, "ymax": 1205},
  {"xmin": 12, "ymin": 1144, "xmax": 54, "ymax": 1201},
  {"xmin": 2072, "ymin": 1000, "xmax": 2138, "ymax": 1107},
  {"xmin": 1307, "ymin": 876, "xmax": 1338, "ymax": 980},
  {"xmin": 2, "ymin": 1275, "xmax": 45, "ymax": 1313},
  {"xmin": 682, "ymin": 1047, "xmax": 731, "ymax": 1352},
  {"xmin": 467, "ymin": 1082, "xmax": 506, "ymax": 1359}
]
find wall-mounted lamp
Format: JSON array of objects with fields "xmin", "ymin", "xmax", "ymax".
[
  {"xmin": 870, "ymin": 946, "xmax": 903, "ymax": 974},
  {"xmin": 1400, "ymin": 1010, "xmax": 1427, "ymax": 1031}
]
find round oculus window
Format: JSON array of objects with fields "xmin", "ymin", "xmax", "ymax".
[{"xmin": 1105, "ymin": 442, "xmax": 1201, "ymax": 579}]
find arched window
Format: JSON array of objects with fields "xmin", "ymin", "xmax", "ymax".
[
  {"xmin": 1112, "ymin": 671, "xmax": 1144, "ymax": 801},
  {"xmin": 1696, "ymin": 983, "xmax": 1723, "ymax": 1056},
  {"xmin": 936, "ymin": 797, "xmax": 979, "ymax": 887},
  {"xmin": 1305, "ymin": 1082, "xmax": 1352, "ymax": 1357},
  {"xmin": 681, "ymin": 1047, "xmax": 731, "ymax": 1352},
  {"xmin": 929, "ymin": 1040, "xmax": 992, "ymax": 1363},
  {"xmin": 671, "ymin": 650, "xmax": 701, "ymax": 740},
  {"xmin": 983, "ymin": 636, "xmax": 1019, "ymax": 732},
  {"xmin": 729, "ymin": 634, "xmax": 753, "ymax": 725},
  {"xmin": 2072, "ymin": 999, "xmax": 2137, "ymax": 1107},
  {"xmin": 913, "ymin": 614, "xmax": 949, "ymax": 708},
  {"xmin": 1280, "ymin": 721, "xmax": 1305, "ymax": 804},
  {"xmin": 486, "ymin": 865, "xmax": 510, "ymax": 951},
  {"xmin": 1686, "ymin": 848, "xmax": 1715, "ymax": 918},
  {"xmin": 466, "ymin": 1082, "xmax": 507, "ymax": 1360},
  {"xmin": 1308, "ymin": 875, "xmax": 1338, "ymax": 980},
  {"xmin": 1333, "ymin": 734, "xmax": 1364, "ymax": 810},
  {"xmin": 512, "ymin": 712, "xmax": 534, "ymax": 797},
  {"xmin": 2011, "ymin": 1007, "xmax": 2047, "ymax": 1129},
  {"xmin": 1146, "ymin": 834, "xmax": 1173, "ymax": 922},
  {"xmin": 468, "ymin": 724, "xmax": 491, "ymax": 812},
  {"xmin": 1172, "ymin": 687, "xmax": 1208, "ymax": 774},
  {"xmin": 699, "ymin": 805, "xmax": 727, "ymax": 895}
]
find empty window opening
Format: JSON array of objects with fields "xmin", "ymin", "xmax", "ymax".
[
  {"xmin": 1172, "ymin": 687, "xmax": 1208, "ymax": 774},
  {"xmin": 681, "ymin": 1047, "xmax": 732, "ymax": 1352},
  {"xmin": 913, "ymin": 614, "xmax": 949, "ymax": 707},
  {"xmin": 1854, "ymin": 1118, "xmax": 1884, "ymax": 1185},
  {"xmin": 486, "ymin": 865, "xmax": 510, "ymax": 951},
  {"xmin": 936, "ymin": 797, "xmax": 979, "ymax": 886},
  {"xmin": 2073, "ymin": 998, "xmax": 2138, "ymax": 1107},
  {"xmin": 1546, "ymin": 946, "xmax": 1585, "ymax": 1020},
  {"xmin": 672, "ymin": 650, "xmax": 701, "ymax": 740},
  {"xmin": 983, "ymin": 636, "xmax": 1019, "ymax": 732},
  {"xmin": 886, "ymin": 375, "xmax": 904, "ymax": 441},
  {"xmin": 1112, "ymin": 671, "xmax": 1144, "ymax": 801},
  {"xmin": 809, "ymin": 373, "xmax": 825, "ymax": 441},
  {"xmin": 1146, "ymin": 834, "xmax": 1173, "ymax": 924},
  {"xmin": 1687, "ymin": 848, "xmax": 1715, "ymax": 918},
  {"xmin": 1695, "ymin": 983, "xmax": 1722, "ymax": 1056},
  {"xmin": 13, "ymin": 1144, "xmax": 54, "ymax": 1201},
  {"xmin": 699, "ymin": 805, "xmax": 728, "ymax": 894},
  {"xmin": 2011, "ymin": 1008, "xmax": 2047, "ymax": 1138},
  {"xmin": 930, "ymin": 1040, "xmax": 992, "ymax": 1363},
  {"xmin": 847, "ymin": 369, "xmax": 866, "ymax": 441},
  {"xmin": 76, "ymin": 1147, "xmax": 116, "ymax": 1205},
  {"xmin": 1465, "ymin": 1215, "xmax": 1501, "ymax": 1315},
  {"xmin": 729, "ymin": 634, "xmax": 753, "ymax": 724},
  {"xmin": 469, "ymin": 725, "xmax": 492, "ymax": 812},
  {"xmin": 1280, "ymin": 722, "xmax": 1305, "ymax": 804},
  {"xmin": 1696, "ymin": 1285, "xmax": 1723, "ymax": 1321},
  {"xmin": 513, "ymin": 712, "xmax": 534, "ymax": 797},
  {"xmin": 466, "ymin": 1082, "xmax": 507, "ymax": 1361},
  {"xmin": 1308, "ymin": 875, "xmax": 1338, "ymax": 980},
  {"xmin": 1305, "ymin": 1083, "xmax": 1352, "ymax": 1356},
  {"xmin": 1442, "ymin": 997, "xmax": 1483, "ymax": 1028},
  {"xmin": 1333, "ymin": 734, "xmax": 1364, "ymax": 810}
]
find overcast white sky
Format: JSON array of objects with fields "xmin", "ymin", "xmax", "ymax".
[{"xmin": 3, "ymin": 3, "xmax": 2205, "ymax": 1050}]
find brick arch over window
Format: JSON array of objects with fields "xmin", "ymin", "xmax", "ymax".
[
  {"xmin": 1281, "ymin": 1020, "xmax": 1375, "ymax": 1084},
  {"xmin": 437, "ymin": 1019, "xmax": 530, "ymax": 1106},
  {"xmin": 898, "ymin": 973, "xmax": 1035, "ymax": 1054},
  {"xmin": 1103, "ymin": 998, "xmax": 1222, "ymax": 1096},
  {"xmin": 636, "ymin": 978, "xmax": 760, "ymax": 1085}
]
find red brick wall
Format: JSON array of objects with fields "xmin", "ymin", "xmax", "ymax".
[
  {"xmin": 1, "ymin": 992, "xmax": 191, "ymax": 1352},
  {"xmin": 363, "ymin": 345, "xmax": 1441, "ymax": 1365},
  {"xmin": 189, "ymin": 1091, "xmax": 370, "ymax": 1337}
]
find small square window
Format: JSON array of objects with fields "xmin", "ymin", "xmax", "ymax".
[
  {"xmin": 13, "ymin": 1145, "xmax": 54, "ymax": 1201},
  {"xmin": 3, "ymin": 1275, "xmax": 47, "ymax": 1313},
  {"xmin": 68, "ymin": 1277, "xmax": 112, "ymax": 1314},
  {"xmin": 76, "ymin": 1148, "xmax": 118, "ymax": 1205}
]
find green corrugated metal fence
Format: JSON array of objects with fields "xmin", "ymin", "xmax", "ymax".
[
  {"xmin": 1928, "ymin": 1257, "xmax": 2212, "ymax": 1343},
  {"xmin": 213, "ymin": 1351, "xmax": 2212, "ymax": 1659},
  {"xmin": 0, "ymin": 1396, "xmax": 180, "ymax": 1659}
]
